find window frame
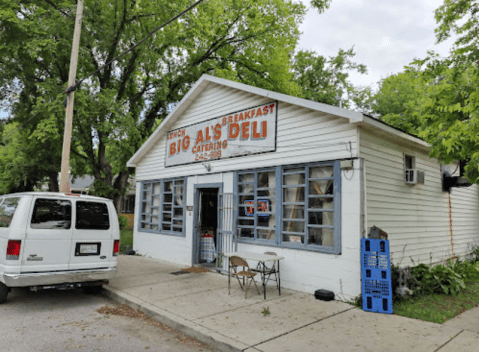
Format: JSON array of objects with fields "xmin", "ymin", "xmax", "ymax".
[
  {"xmin": 138, "ymin": 177, "xmax": 187, "ymax": 237},
  {"xmin": 235, "ymin": 161, "xmax": 341, "ymax": 254}
]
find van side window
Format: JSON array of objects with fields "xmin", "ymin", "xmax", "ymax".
[
  {"xmin": 31, "ymin": 199, "xmax": 72, "ymax": 229},
  {"xmin": 0, "ymin": 197, "xmax": 20, "ymax": 228},
  {"xmin": 76, "ymin": 201, "xmax": 110, "ymax": 230}
]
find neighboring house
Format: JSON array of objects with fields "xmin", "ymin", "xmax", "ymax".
[{"xmin": 126, "ymin": 74, "xmax": 479, "ymax": 299}]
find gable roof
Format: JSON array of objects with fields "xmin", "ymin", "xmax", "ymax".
[{"xmin": 127, "ymin": 74, "xmax": 428, "ymax": 167}]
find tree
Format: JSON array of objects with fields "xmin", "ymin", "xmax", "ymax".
[
  {"xmin": 372, "ymin": 69, "xmax": 425, "ymax": 135},
  {"xmin": 0, "ymin": 0, "xmax": 306, "ymax": 206},
  {"xmin": 292, "ymin": 47, "xmax": 367, "ymax": 109},
  {"xmin": 414, "ymin": 0, "xmax": 479, "ymax": 183}
]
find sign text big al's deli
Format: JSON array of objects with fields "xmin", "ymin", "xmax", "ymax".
[{"xmin": 165, "ymin": 102, "xmax": 277, "ymax": 167}]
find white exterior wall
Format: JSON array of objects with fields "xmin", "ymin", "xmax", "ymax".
[
  {"xmin": 135, "ymin": 83, "xmax": 358, "ymax": 180},
  {"xmin": 360, "ymin": 127, "xmax": 479, "ymax": 266},
  {"xmin": 132, "ymin": 82, "xmax": 362, "ymax": 298}
]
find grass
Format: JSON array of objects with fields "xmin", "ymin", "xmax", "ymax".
[
  {"xmin": 119, "ymin": 229, "xmax": 133, "ymax": 254},
  {"xmin": 393, "ymin": 280, "xmax": 479, "ymax": 324}
]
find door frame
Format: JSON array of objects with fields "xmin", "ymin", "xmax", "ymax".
[{"xmin": 192, "ymin": 183, "xmax": 223, "ymax": 265}]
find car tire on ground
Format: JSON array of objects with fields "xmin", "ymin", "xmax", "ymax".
[{"xmin": 0, "ymin": 282, "xmax": 8, "ymax": 304}]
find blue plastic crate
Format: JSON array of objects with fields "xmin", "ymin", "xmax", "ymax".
[
  {"xmin": 361, "ymin": 238, "xmax": 393, "ymax": 314},
  {"xmin": 361, "ymin": 238, "xmax": 390, "ymax": 270}
]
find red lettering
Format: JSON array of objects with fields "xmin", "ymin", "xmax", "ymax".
[
  {"xmin": 234, "ymin": 114, "xmax": 239, "ymax": 122},
  {"xmin": 269, "ymin": 104, "xmax": 275, "ymax": 114},
  {"xmin": 229, "ymin": 123, "xmax": 240, "ymax": 139},
  {"xmin": 241, "ymin": 122, "xmax": 250, "ymax": 140},
  {"xmin": 245, "ymin": 110, "xmax": 251, "ymax": 119},
  {"xmin": 263, "ymin": 106, "xmax": 268, "ymax": 115},
  {"xmin": 261, "ymin": 121, "xmax": 267, "ymax": 138},
  {"xmin": 169, "ymin": 143, "xmax": 176, "ymax": 156},
  {"xmin": 177, "ymin": 140, "xmax": 181, "ymax": 154},
  {"xmin": 239, "ymin": 112, "xmax": 244, "ymax": 121},
  {"xmin": 222, "ymin": 140, "xmax": 228, "ymax": 148},
  {"xmin": 256, "ymin": 107, "xmax": 263, "ymax": 116},
  {"xmin": 182, "ymin": 135, "xmax": 190, "ymax": 151},
  {"xmin": 251, "ymin": 109, "xmax": 255, "ymax": 118},
  {"xmin": 252, "ymin": 121, "xmax": 261, "ymax": 139},
  {"xmin": 222, "ymin": 117, "xmax": 227, "ymax": 125},
  {"xmin": 213, "ymin": 124, "xmax": 221, "ymax": 140},
  {"xmin": 205, "ymin": 127, "xmax": 212, "ymax": 142},
  {"xmin": 196, "ymin": 130, "xmax": 204, "ymax": 145},
  {"xmin": 228, "ymin": 116, "xmax": 233, "ymax": 124}
]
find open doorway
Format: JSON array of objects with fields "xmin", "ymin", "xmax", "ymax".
[{"xmin": 196, "ymin": 188, "xmax": 219, "ymax": 266}]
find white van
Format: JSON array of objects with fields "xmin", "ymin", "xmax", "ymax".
[{"xmin": 0, "ymin": 192, "xmax": 119, "ymax": 303}]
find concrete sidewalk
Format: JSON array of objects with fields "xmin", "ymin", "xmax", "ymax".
[{"xmin": 103, "ymin": 256, "xmax": 479, "ymax": 352}]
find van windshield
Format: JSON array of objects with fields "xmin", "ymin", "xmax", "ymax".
[{"xmin": 0, "ymin": 197, "xmax": 20, "ymax": 228}]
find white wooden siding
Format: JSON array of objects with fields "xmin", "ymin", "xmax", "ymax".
[
  {"xmin": 135, "ymin": 83, "xmax": 358, "ymax": 180},
  {"xmin": 360, "ymin": 127, "xmax": 479, "ymax": 266}
]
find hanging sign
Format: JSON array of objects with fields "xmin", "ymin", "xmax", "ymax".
[{"xmin": 165, "ymin": 102, "xmax": 277, "ymax": 167}]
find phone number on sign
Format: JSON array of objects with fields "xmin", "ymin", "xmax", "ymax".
[{"xmin": 195, "ymin": 150, "xmax": 222, "ymax": 161}]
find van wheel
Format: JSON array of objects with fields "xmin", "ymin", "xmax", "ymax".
[
  {"xmin": 0, "ymin": 282, "xmax": 8, "ymax": 304},
  {"xmin": 83, "ymin": 285, "xmax": 103, "ymax": 295}
]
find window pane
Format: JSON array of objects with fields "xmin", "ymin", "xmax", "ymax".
[
  {"xmin": 309, "ymin": 166, "xmax": 333, "ymax": 179},
  {"xmin": 309, "ymin": 180, "xmax": 333, "ymax": 196},
  {"xmin": 283, "ymin": 233, "xmax": 304, "ymax": 243},
  {"xmin": 309, "ymin": 197, "xmax": 334, "ymax": 209},
  {"xmin": 173, "ymin": 219, "xmax": 183, "ymax": 226},
  {"xmin": 164, "ymin": 181, "xmax": 173, "ymax": 192},
  {"xmin": 164, "ymin": 194, "xmax": 173, "ymax": 203},
  {"xmin": 173, "ymin": 208, "xmax": 183, "ymax": 218},
  {"xmin": 239, "ymin": 228, "xmax": 254, "ymax": 238},
  {"xmin": 174, "ymin": 185, "xmax": 184, "ymax": 195},
  {"xmin": 152, "ymin": 195, "xmax": 160, "ymax": 206},
  {"xmin": 283, "ymin": 220, "xmax": 304, "ymax": 233},
  {"xmin": 283, "ymin": 187, "xmax": 304, "ymax": 202},
  {"xmin": 175, "ymin": 179, "xmax": 185, "ymax": 187},
  {"xmin": 174, "ymin": 195, "xmax": 183, "ymax": 206},
  {"xmin": 240, "ymin": 195, "xmax": 254, "ymax": 205},
  {"xmin": 309, "ymin": 211, "xmax": 334, "ymax": 226},
  {"xmin": 308, "ymin": 228, "xmax": 334, "ymax": 247},
  {"xmin": 239, "ymin": 173, "xmax": 254, "ymax": 183},
  {"xmin": 258, "ymin": 229, "xmax": 275, "ymax": 240},
  {"xmin": 152, "ymin": 208, "xmax": 160, "ymax": 216},
  {"xmin": 151, "ymin": 215, "xmax": 159, "ymax": 225},
  {"xmin": 239, "ymin": 184, "xmax": 254, "ymax": 194},
  {"xmin": 257, "ymin": 171, "xmax": 275, "ymax": 188},
  {"xmin": 0, "ymin": 197, "xmax": 20, "ymax": 228},
  {"xmin": 258, "ymin": 189, "xmax": 275, "ymax": 197},
  {"xmin": 283, "ymin": 205, "xmax": 304, "ymax": 219},
  {"xmin": 163, "ymin": 224, "xmax": 171, "ymax": 231},
  {"xmin": 153, "ymin": 182, "xmax": 161, "ymax": 195},
  {"xmin": 141, "ymin": 223, "xmax": 150, "ymax": 229},
  {"xmin": 173, "ymin": 226, "xmax": 182, "ymax": 233},
  {"xmin": 76, "ymin": 201, "xmax": 110, "ymax": 230},
  {"xmin": 163, "ymin": 204, "xmax": 172, "ymax": 212},
  {"xmin": 258, "ymin": 213, "xmax": 275, "ymax": 227},
  {"xmin": 283, "ymin": 173, "xmax": 305, "ymax": 185},
  {"xmin": 151, "ymin": 224, "xmax": 158, "ymax": 230},
  {"xmin": 31, "ymin": 199, "xmax": 72, "ymax": 229},
  {"xmin": 239, "ymin": 218, "xmax": 254, "ymax": 226},
  {"xmin": 163, "ymin": 213, "xmax": 171, "ymax": 222}
]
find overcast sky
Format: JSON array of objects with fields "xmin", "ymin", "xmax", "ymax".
[{"xmin": 298, "ymin": 0, "xmax": 455, "ymax": 89}]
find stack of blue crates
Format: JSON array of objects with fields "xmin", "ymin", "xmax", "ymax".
[{"xmin": 361, "ymin": 238, "xmax": 393, "ymax": 314}]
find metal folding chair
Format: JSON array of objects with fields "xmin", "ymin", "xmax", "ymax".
[{"xmin": 228, "ymin": 256, "xmax": 261, "ymax": 299}]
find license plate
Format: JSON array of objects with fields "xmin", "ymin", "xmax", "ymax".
[{"xmin": 80, "ymin": 244, "xmax": 98, "ymax": 254}]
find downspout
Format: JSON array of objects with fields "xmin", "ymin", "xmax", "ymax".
[{"xmin": 448, "ymin": 192, "xmax": 456, "ymax": 259}]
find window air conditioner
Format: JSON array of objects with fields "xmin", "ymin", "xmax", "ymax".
[{"xmin": 405, "ymin": 169, "xmax": 425, "ymax": 185}]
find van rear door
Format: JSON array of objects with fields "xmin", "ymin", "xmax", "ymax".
[
  {"xmin": 21, "ymin": 197, "xmax": 73, "ymax": 272},
  {"xmin": 69, "ymin": 200, "xmax": 114, "ymax": 270}
]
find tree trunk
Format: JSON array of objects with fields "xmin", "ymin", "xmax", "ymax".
[
  {"xmin": 48, "ymin": 171, "xmax": 59, "ymax": 192},
  {"xmin": 113, "ymin": 170, "xmax": 130, "ymax": 213}
]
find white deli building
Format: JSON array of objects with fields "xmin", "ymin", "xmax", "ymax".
[{"xmin": 127, "ymin": 75, "xmax": 479, "ymax": 298}]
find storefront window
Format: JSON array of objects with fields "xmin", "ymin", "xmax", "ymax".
[
  {"xmin": 237, "ymin": 169, "xmax": 277, "ymax": 241},
  {"xmin": 139, "ymin": 178, "xmax": 186, "ymax": 236},
  {"xmin": 236, "ymin": 161, "xmax": 341, "ymax": 254}
]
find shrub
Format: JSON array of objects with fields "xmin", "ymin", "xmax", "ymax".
[
  {"xmin": 411, "ymin": 263, "xmax": 465, "ymax": 296},
  {"xmin": 118, "ymin": 214, "xmax": 129, "ymax": 230}
]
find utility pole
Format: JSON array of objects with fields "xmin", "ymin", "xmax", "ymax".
[{"xmin": 59, "ymin": 0, "xmax": 84, "ymax": 193}]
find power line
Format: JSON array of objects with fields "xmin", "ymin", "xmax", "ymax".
[
  {"xmin": 67, "ymin": 0, "xmax": 208, "ymax": 93},
  {"xmin": 1, "ymin": 112, "xmax": 40, "ymax": 142}
]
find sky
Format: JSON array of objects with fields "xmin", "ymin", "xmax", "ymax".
[
  {"xmin": 0, "ymin": 0, "xmax": 455, "ymax": 119},
  {"xmin": 298, "ymin": 0, "xmax": 456, "ymax": 89}
]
